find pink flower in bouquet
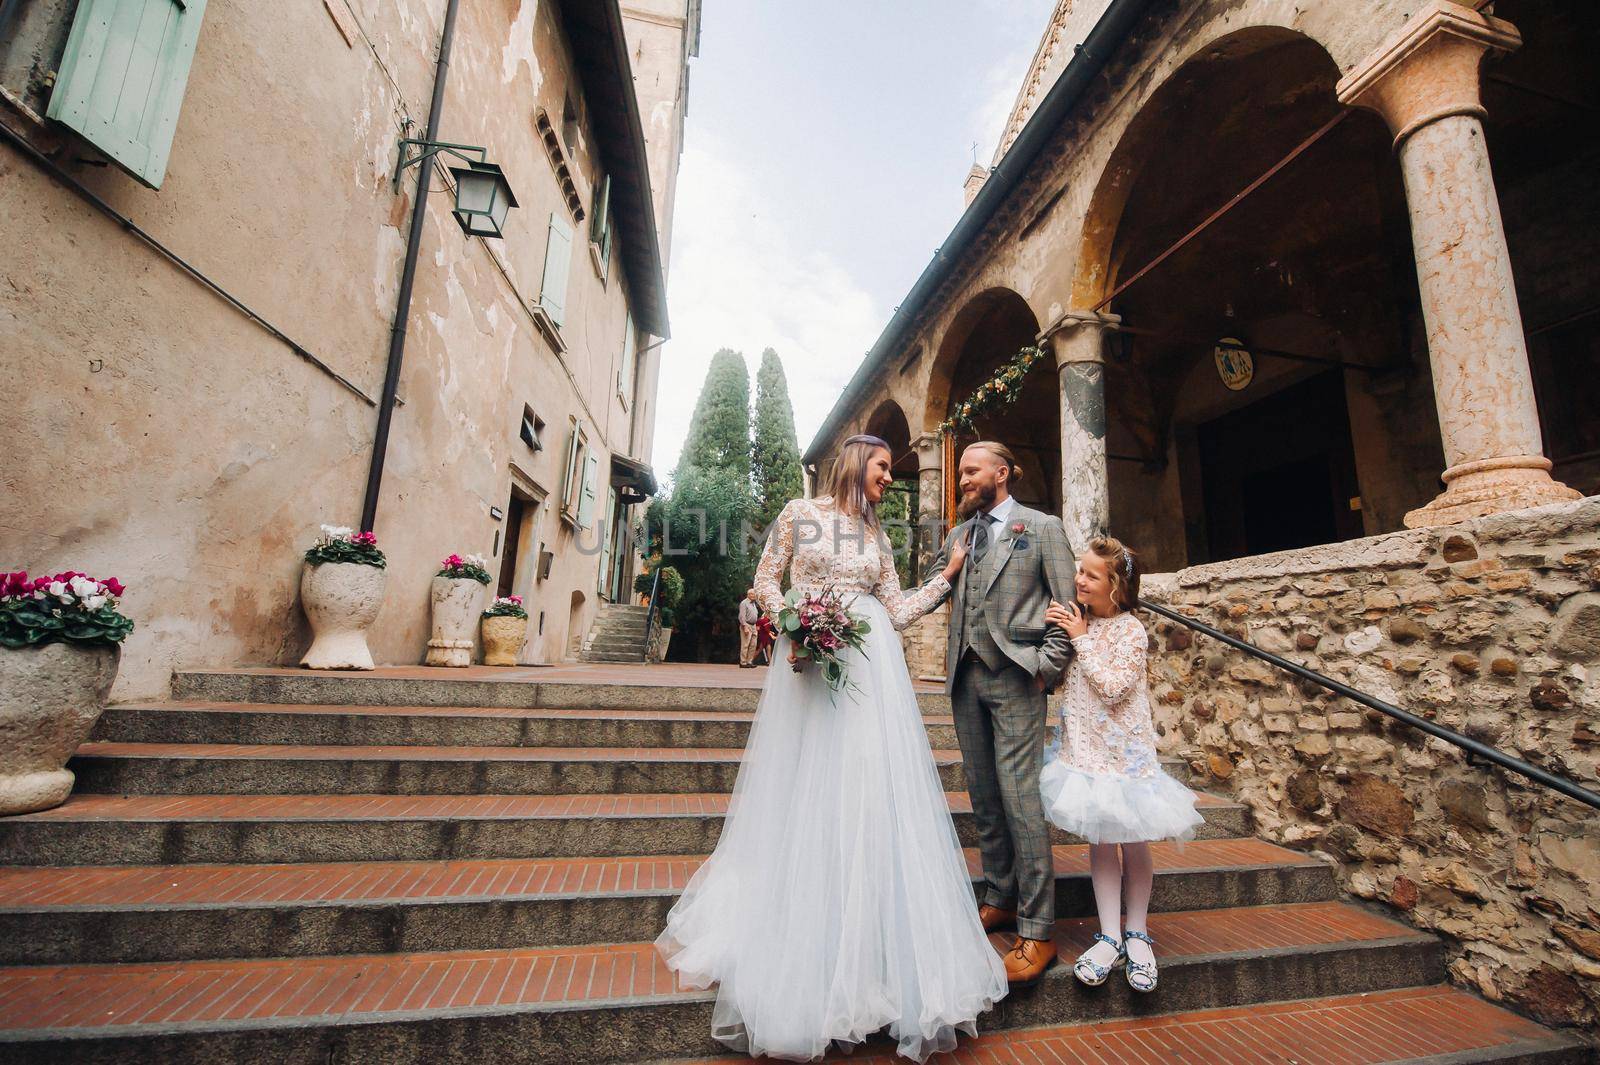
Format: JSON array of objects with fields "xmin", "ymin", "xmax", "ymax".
[
  {"xmin": 352, "ymin": 531, "xmax": 378, "ymax": 547},
  {"xmin": 443, "ymin": 554, "xmax": 465, "ymax": 568},
  {"xmin": 104, "ymin": 578, "xmax": 125, "ymax": 597},
  {"xmin": 507, "ymin": 595, "xmax": 523, "ymax": 605}
]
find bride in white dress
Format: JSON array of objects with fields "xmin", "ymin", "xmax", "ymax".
[{"xmin": 656, "ymin": 434, "xmax": 1008, "ymax": 1062}]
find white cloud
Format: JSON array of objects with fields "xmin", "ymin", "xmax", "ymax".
[{"xmin": 653, "ymin": 136, "xmax": 882, "ymax": 477}]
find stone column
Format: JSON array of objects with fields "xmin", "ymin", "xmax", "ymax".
[
  {"xmin": 1337, "ymin": 1, "xmax": 1578, "ymax": 528},
  {"xmin": 913, "ymin": 431, "xmax": 945, "ymax": 576},
  {"xmin": 1049, "ymin": 311, "xmax": 1120, "ymax": 555}
]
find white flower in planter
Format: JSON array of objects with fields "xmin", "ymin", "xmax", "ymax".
[
  {"xmin": 47, "ymin": 581, "xmax": 70, "ymax": 601},
  {"xmin": 320, "ymin": 524, "xmax": 355, "ymax": 539}
]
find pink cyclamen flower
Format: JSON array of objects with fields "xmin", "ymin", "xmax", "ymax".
[
  {"xmin": 104, "ymin": 578, "xmax": 125, "ymax": 597},
  {"xmin": 353, "ymin": 531, "xmax": 377, "ymax": 546}
]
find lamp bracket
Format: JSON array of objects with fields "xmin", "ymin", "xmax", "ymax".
[{"xmin": 393, "ymin": 138, "xmax": 488, "ymax": 192}]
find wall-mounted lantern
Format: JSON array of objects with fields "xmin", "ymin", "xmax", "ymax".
[{"xmin": 394, "ymin": 138, "xmax": 518, "ymax": 239}]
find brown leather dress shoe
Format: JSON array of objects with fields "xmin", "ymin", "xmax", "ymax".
[
  {"xmin": 1003, "ymin": 936, "xmax": 1058, "ymax": 984},
  {"xmin": 978, "ymin": 904, "xmax": 1017, "ymax": 932}
]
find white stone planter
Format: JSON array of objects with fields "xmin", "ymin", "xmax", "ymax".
[
  {"xmin": 0, "ymin": 642, "xmax": 120, "ymax": 815},
  {"xmin": 300, "ymin": 562, "xmax": 386, "ymax": 670},
  {"xmin": 425, "ymin": 576, "xmax": 485, "ymax": 668},
  {"xmin": 481, "ymin": 615, "xmax": 528, "ymax": 666}
]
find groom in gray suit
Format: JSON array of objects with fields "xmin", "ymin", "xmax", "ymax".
[{"xmin": 930, "ymin": 441, "xmax": 1076, "ymax": 983}]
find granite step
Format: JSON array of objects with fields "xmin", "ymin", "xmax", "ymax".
[
  {"xmin": 66, "ymin": 742, "xmax": 968, "ymax": 796},
  {"xmin": 0, "ymin": 839, "xmax": 1332, "ymax": 964},
  {"xmin": 0, "ymin": 903, "xmax": 1451, "ymax": 1064},
  {"xmin": 88, "ymin": 704, "xmax": 1192, "ymax": 783},
  {"xmin": 0, "ymin": 791, "xmax": 1249, "ymax": 866},
  {"xmin": 172, "ymin": 669, "xmax": 955, "ymax": 714},
  {"xmin": 666, "ymin": 986, "xmax": 1588, "ymax": 1065}
]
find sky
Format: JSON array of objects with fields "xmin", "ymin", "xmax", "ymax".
[{"xmin": 650, "ymin": 0, "xmax": 1059, "ymax": 478}]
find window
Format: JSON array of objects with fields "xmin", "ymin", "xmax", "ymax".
[
  {"xmin": 0, "ymin": 0, "xmax": 77, "ymax": 117},
  {"xmin": 535, "ymin": 211, "xmax": 573, "ymax": 338},
  {"xmin": 560, "ymin": 421, "xmax": 599, "ymax": 530},
  {"xmin": 617, "ymin": 314, "xmax": 638, "ymax": 409},
  {"xmin": 520, "ymin": 406, "xmax": 546, "ymax": 452},
  {"xmin": 589, "ymin": 172, "xmax": 613, "ymax": 279},
  {"xmin": 15, "ymin": 0, "xmax": 210, "ymax": 189},
  {"xmin": 561, "ymin": 94, "xmax": 579, "ymax": 157}
]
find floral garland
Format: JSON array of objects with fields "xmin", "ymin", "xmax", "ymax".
[{"xmin": 937, "ymin": 345, "xmax": 1046, "ymax": 437}]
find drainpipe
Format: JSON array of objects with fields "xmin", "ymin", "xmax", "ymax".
[{"xmin": 360, "ymin": 0, "xmax": 463, "ymax": 531}]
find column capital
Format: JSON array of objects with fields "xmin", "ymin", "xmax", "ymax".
[
  {"xmin": 1043, "ymin": 310, "xmax": 1121, "ymax": 368},
  {"xmin": 1336, "ymin": 0, "xmax": 1520, "ymax": 148},
  {"xmin": 911, "ymin": 431, "xmax": 944, "ymax": 471}
]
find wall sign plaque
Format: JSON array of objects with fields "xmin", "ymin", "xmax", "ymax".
[{"xmin": 1214, "ymin": 338, "xmax": 1254, "ymax": 391}]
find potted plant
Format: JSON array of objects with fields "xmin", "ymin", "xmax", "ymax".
[
  {"xmin": 426, "ymin": 553, "xmax": 490, "ymax": 667},
  {"xmin": 300, "ymin": 525, "xmax": 386, "ymax": 670},
  {"xmin": 481, "ymin": 595, "xmax": 529, "ymax": 666},
  {"xmin": 0, "ymin": 570, "xmax": 133, "ymax": 815}
]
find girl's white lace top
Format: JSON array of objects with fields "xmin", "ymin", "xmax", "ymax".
[
  {"xmin": 1057, "ymin": 611, "xmax": 1161, "ymax": 778},
  {"xmin": 754, "ymin": 497, "xmax": 950, "ymax": 631}
]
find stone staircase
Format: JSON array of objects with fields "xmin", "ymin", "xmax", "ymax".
[
  {"xmin": 0, "ymin": 667, "xmax": 1585, "ymax": 1064},
  {"xmin": 581, "ymin": 603, "xmax": 654, "ymax": 663}
]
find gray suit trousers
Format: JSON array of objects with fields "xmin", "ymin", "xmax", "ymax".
[{"xmin": 951, "ymin": 653, "xmax": 1054, "ymax": 940}]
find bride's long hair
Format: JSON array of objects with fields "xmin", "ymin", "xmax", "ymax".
[{"xmin": 822, "ymin": 434, "xmax": 891, "ymax": 532}]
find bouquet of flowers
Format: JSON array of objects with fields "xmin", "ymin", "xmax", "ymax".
[
  {"xmin": 437, "ymin": 553, "xmax": 491, "ymax": 583},
  {"xmin": 777, "ymin": 585, "xmax": 871, "ymax": 695},
  {"xmin": 0, "ymin": 570, "xmax": 134, "ymax": 648},
  {"xmin": 482, "ymin": 595, "xmax": 528, "ymax": 620},
  {"xmin": 305, "ymin": 525, "xmax": 386, "ymax": 568}
]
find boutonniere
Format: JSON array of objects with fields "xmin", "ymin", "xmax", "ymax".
[{"xmin": 1006, "ymin": 519, "xmax": 1030, "ymax": 550}]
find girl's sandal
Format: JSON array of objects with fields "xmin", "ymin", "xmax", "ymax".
[
  {"xmin": 1072, "ymin": 932, "xmax": 1125, "ymax": 987},
  {"xmin": 1123, "ymin": 930, "xmax": 1158, "ymax": 992}
]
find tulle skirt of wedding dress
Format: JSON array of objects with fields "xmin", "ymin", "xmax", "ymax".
[{"xmin": 656, "ymin": 595, "xmax": 1007, "ymax": 1061}]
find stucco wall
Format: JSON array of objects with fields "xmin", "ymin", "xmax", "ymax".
[{"xmin": 1, "ymin": 0, "xmax": 685, "ymax": 697}]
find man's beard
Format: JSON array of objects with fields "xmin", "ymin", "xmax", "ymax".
[{"xmin": 956, "ymin": 481, "xmax": 997, "ymax": 520}]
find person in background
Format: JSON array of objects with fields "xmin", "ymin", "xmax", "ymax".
[{"xmin": 738, "ymin": 588, "xmax": 761, "ymax": 668}]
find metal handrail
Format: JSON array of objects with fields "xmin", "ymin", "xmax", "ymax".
[
  {"xmin": 640, "ymin": 564, "xmax": 664, "ymax": 663},
  {"xmin": 1140, "ymin": 598, "xmax": 1600, "ymax": 811}
]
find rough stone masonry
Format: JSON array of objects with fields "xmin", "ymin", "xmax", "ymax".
[{"xmin": 1141, "ymin": 496, "xmax": 1600, "ymax": 1031}]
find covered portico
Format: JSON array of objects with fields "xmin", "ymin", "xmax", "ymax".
[{"xmin": 806, "ymin": 0, "xmax": 1592, "ymax": 578}]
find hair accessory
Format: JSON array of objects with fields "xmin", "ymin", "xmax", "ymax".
[{"xmin": 1123, "ymin": 551, "xmax": 1134, "ymax": 579}]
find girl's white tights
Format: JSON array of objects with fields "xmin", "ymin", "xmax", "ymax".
[{"xmin": 1082, "ymin": 842, "xmax": 1155, "ymax": 969}]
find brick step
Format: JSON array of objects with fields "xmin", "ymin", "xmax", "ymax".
[
  {"xmin": 89, "ymin": 704, "xmax": 1191, "ymax": 782},
  {"xmin": 0, "ymin": 903, "xmax": 1452, "ymax": 1064},
  {"xmin": 583, "ymin": 652, "xmax": 652, "ymax": 663},
  {"xmin": 0, "ymin": 840, "xmax": 1332, "ymax": 964},
  {"xmin": 67, "ymin": 742, "xmax": 967, "ymax": 796},
  {"xmin": 587, "ymin": 637, "xmax": 648, "ymax": 652},
  {"xmin": 0, "ymin": 792, "xmax": 1248, "ymax": 866},
  {"xmin": 670, "ymin": 987, "xmax": 1588, "ymax": 1065},
  {"xmin": 172, "ymin": 669, "xmax": 954, "ymax": 714}
]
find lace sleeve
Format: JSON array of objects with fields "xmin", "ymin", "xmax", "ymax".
[
  {"xmin": 753, "ymin": 499, "xmax": 798, "ymax": 616},
  {"xmin": 871, "ymin": 533, "xmax": 950, "ymax": 631},
  {"xmin": 1070, "ymin": 614, "xmax": 1146, "ymax": 706}
]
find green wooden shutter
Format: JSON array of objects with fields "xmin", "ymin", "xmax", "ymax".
[
  {"xmin": 577, "ymin": 453, "xmax": 600, "ymax": 530},
  {"xmin": 47, "ymin": 0, "xmax": 209, "ymax": 189},
  {"xmin": 539, "ymin": 212, "xmax": 574, "ymax": 328},
  {"xmin": 597, "ymin": 488, "xmax": 618, "ymax": 595},
  {"xmin": 618, "ymin": 313, "xmax": 636, "ymax": 400},
  {"xmin": 590, "ymin": 174, "xmax": 613, "ymax": 271},
  {"xmin": 561, "ymin": 425, "xmax": 582, "ymax": 516}
]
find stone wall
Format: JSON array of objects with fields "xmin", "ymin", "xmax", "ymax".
[{"xmin": 1142, "ymin": 497, "xmax": 1600, "ymax": 1033}]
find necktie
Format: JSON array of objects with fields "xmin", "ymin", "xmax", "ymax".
[{"xmin": 971, "ymin": 513, "xmax": 997, "ymax": 560}]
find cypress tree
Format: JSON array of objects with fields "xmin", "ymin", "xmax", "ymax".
[
  {"xmin": 646, "ymin": 349, "xmax": 755, "ymax": 662},
  {"xmin": 751, "ymin": 347, "xmax": 804, "ymax": 529}
]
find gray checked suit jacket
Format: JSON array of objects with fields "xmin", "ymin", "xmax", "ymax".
[{"xmin": 930, "ymin": 502, "xmax": 1078, "ymax": 695}]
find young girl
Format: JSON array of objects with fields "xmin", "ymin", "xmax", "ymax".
[{"xmin": 1040, "ymin": 537, "xmax": 1201, "ymax": 993}]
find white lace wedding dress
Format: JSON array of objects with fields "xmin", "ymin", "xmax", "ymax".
[{"xmin": 656, "ymin": 497, "xmax": 1007, "ymax": 1061}]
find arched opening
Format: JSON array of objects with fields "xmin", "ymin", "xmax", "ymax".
[
  {"xmin": 1073, "ymin": 27, "xmax": 1439, "ymax": 569},
  {"xmin": 1484, "ymin": 1, "xmax": 1600, "ymax": 500},
  {"xmin": 567, "ymin": 590, "xmax": 587, "ymax": 659},
  {"xmin": 929, "ymin": 288, "xmax": 1060, "ymax": 518},
  {"xmin": 864, "ymin": 398, "xmax": 918, "ymax": 580}
]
